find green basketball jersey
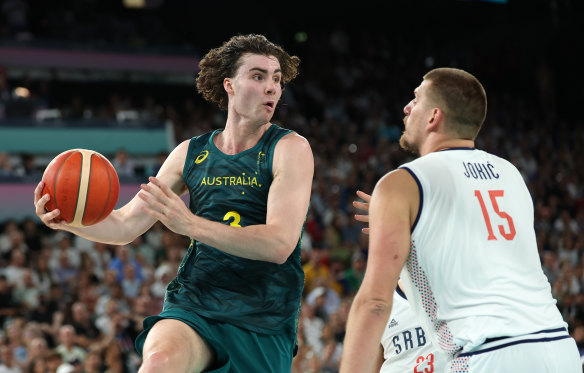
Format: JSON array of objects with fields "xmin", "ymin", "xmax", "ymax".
[{"xmin": 163, "ymin": 124, "xmax": 305, "ymax": 336}]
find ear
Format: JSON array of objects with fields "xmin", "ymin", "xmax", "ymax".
[
  {"xmin": 223, "ymin": 78, "xmax": 234, "ymax": 95},
  {"xmin": 427, "ymin": 108, "xmax": 442, "ymax": 132}
]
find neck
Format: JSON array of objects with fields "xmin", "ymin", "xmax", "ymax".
[
  {"xmin": 216, "ymin": 121, "xmax": 271, "ymax": 155},
  {"xmin": 421, "ymin": 139, "xmax": 475, "ymax": 156}
]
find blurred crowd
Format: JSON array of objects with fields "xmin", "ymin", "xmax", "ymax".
[{"xmin": 2, "ymin": 2, "xmax": 584, "ymax": 372}]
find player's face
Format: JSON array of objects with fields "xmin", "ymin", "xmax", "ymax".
[
  {"xmin": 228, "ymin": 53, "xmax": 282, "ymax": 124},
  {"xmin": 400, "ymin": 80, "xmax": 431, "ymax": 155}
]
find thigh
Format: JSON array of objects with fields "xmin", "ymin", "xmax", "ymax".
[
  {"xmin": 210, "ymin": 325, "xmax": 295, "ymax": 373},
  {"xmin": 141, "ymin": 319, "xmax": 215, "ymax": 373},
  {"xmin": 450, "ymin": 338, "xmax": 582, "ymax": 373}
]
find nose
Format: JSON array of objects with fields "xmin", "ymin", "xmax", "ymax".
[
  {"xmin": 403, "ymin": 102, "xmax": 412, "ymax": 115},
  {"xmin": 265, "ymin": 79, "xmax": 278, "ymax": 95}
]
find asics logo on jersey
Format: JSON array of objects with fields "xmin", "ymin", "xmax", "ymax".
[{"xmin": 195, "ymin": 150, "xmax": 209, "ymax": 164}]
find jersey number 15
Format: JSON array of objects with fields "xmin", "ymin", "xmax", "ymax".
[{"xmin": 474, "ymin": 190, "xmax": 516, "ymax": 241}]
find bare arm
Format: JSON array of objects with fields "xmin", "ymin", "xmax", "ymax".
[
  {"xmin": 374, "ymin": 344, "xmax": 385, "ymax": 373},
  {"xmin": 34, "ymin": 140, "xmax": 189, "ymax": 245},
  {"xmin": 139, "ymin": 133, "xmax": 314, "ymax": 264},
  {"xmin": 340, "ymin": 169, "xmax": 419, "ymax": 373}
]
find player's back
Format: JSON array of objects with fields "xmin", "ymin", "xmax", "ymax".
[{"xmin": 399, "ymin": 148, "xmax": 567, "ymax": 357}]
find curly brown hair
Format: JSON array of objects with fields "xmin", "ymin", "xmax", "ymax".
[{"xmin": 195, "ymin": 34, "xmax": 301, "ymax": 110}]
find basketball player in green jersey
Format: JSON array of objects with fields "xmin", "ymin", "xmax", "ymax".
[{"xmin": 33, "ymin": 34, "xmax": 314, "ymax": 372}]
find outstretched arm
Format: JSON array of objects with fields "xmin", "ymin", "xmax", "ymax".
[
  {"xmin": 340, "ymin": 169, "xmax": 419, "ymax": 372},
  {"xmin": 139, "ymin": 133, "xmax": 314, "ymax": 264},
  {"xmin": 34, "ymin": 140, "xmax": 189, "ymax": 245}
]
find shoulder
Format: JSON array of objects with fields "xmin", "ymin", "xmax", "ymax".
[
  {"xmin": 375, "ymin": 168, "xmax": 418, "ymax": 195},
  {"xmin": 278, "ymin": 131, "xmax": 311, "ymax": 149},
  {"xmin": 165, "ymin": 139, "xmax": 191, "ymax": 164},
  {"xmin": 274, "ymin": 132, "xmax": 313, "ymax": 161}
]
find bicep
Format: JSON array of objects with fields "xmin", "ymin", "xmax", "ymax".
[
  {"xmin": 360, "ymin": 170, "xmax": 418, "ymax": 301},
  {"xmin": 265, "ymin": 134, "xmax": 314, "ymax": 245}
]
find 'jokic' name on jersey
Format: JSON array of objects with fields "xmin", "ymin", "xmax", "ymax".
[{"xmin": 462, "ymin": 161, "xmax": 499, "ymax": 180}]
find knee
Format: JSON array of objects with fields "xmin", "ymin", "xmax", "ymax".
[{"xmin": 139, "ymin": 350, "xmax": 178, "ymax": 373}]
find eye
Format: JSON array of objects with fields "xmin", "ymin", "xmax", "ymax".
[
  {"xmin": 274, "ymin": 76, "xmax": 281, "ymax": 84},
  {"xmin": 253, "ymin": 74, "xmax": 262, "ymax": 81}
]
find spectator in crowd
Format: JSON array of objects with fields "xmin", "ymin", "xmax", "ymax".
[
  {"xmin": 79, "ymin": 349, "xmax": 103, "ymax": 373},
  {"xmin": 0, "ymin": 343, "xmax": 21, "ymax": 373},
  {"xmin": 44, "ymin": 350, "xmax": 64, "ymax": 373},
  {"xmin": 340, "ymin": 251, "xmax": 366, "ymax": 296},
  {"xmin": 70, "ymin": 302, "xmax": 101, "ymax": 349},
  {"xmin": 12, "ymin": 269, "xmax": 40, "ymax": 312},
  {"xmin": 111, "ymin": 148, "xmax": 135, "ymax": 178},
  {"xmin": 107, "ymin": 245, "xmax": 143, "ymax": 283},
  {"xmin": 55, "ymin": 325, "xmax": 86, "ymax": 367},
  {"xmin": 0, "ymin": 151, "xmax": 14, "ymax": 177}
]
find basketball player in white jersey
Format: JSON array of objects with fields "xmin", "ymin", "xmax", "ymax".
[{"xmin": 340, "ymin": 68, "xmax": 581, "ymax": 372}]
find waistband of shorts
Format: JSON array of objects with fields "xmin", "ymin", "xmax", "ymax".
[{"xmin": 456, "ymin": 327, "xmax": 571, "ymax": 358}]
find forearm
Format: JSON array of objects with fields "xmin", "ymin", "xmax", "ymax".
[
  {"xmin": 340, "ymin": 296, "xmax": 392, "ymax": 373},
  {"xmin": 191, "ymin": 216, "xmax": 295, "ymax": 264},
  {"xmin": 63, "ymin": 199, "xmax": 156, "ymax": 245}
]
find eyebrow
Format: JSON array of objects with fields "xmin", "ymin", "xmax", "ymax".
[{"xmin": 249, "ymin": 67, "xmax": 282, "ymax": 74}]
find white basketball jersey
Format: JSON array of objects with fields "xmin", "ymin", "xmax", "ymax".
[
  {"xmin": 380, "ymin": 289, "xmax": 445, "ymax": 373},
  {"xmin": 398, "ymin": 148, "xmax": 566, "ymax": 358}
]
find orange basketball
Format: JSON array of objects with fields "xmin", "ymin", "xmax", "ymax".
[{"xmin": 42, "ymin": 149, "xmax": 120, "ymax": 227}]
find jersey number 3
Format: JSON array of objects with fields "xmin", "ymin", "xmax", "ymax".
[
  {"xmin": 223, "ymin": 211, "xmax": 242, "ymax": 227},
  {"xmin": 474, "ymin": 190, "xmax": 516, "ymax": 241}
]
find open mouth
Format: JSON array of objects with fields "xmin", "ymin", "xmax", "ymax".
[{"xmin": 265, "ymin": 101, "xmax": 275, "ymax": 109}]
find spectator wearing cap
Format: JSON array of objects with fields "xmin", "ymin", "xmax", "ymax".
[
  {"xmin": 150, "ymin": 264, "xmax": 173, "ymax": 299},
  {"xmin": 306, "ymin": 281, "xmax": 341, "ymax": 323}
]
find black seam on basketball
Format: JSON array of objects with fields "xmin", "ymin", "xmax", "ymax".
[
  {"xmin": 54, "ymin": 151, "xmax": 77, "ymax": 221},
  {"xmin": 81, "ymin": 154, "xmax": 93, "ymax": 225},
  {"xmin": 90, "ymin": 155, "xmax": 112, "ymax": 225}
]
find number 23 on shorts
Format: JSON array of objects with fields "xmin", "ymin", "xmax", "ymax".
[{"xmin": 414, "ymin": 353, "xmax": 434, "ymax": 373}]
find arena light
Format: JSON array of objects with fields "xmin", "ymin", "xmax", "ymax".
[
  {"xmin": 123, "ymin": 0, "xmax": 145, "ymax": 8},
  {"xmin": 13, "ymin": 87, "xmax": 30, "ymax": 98}
]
